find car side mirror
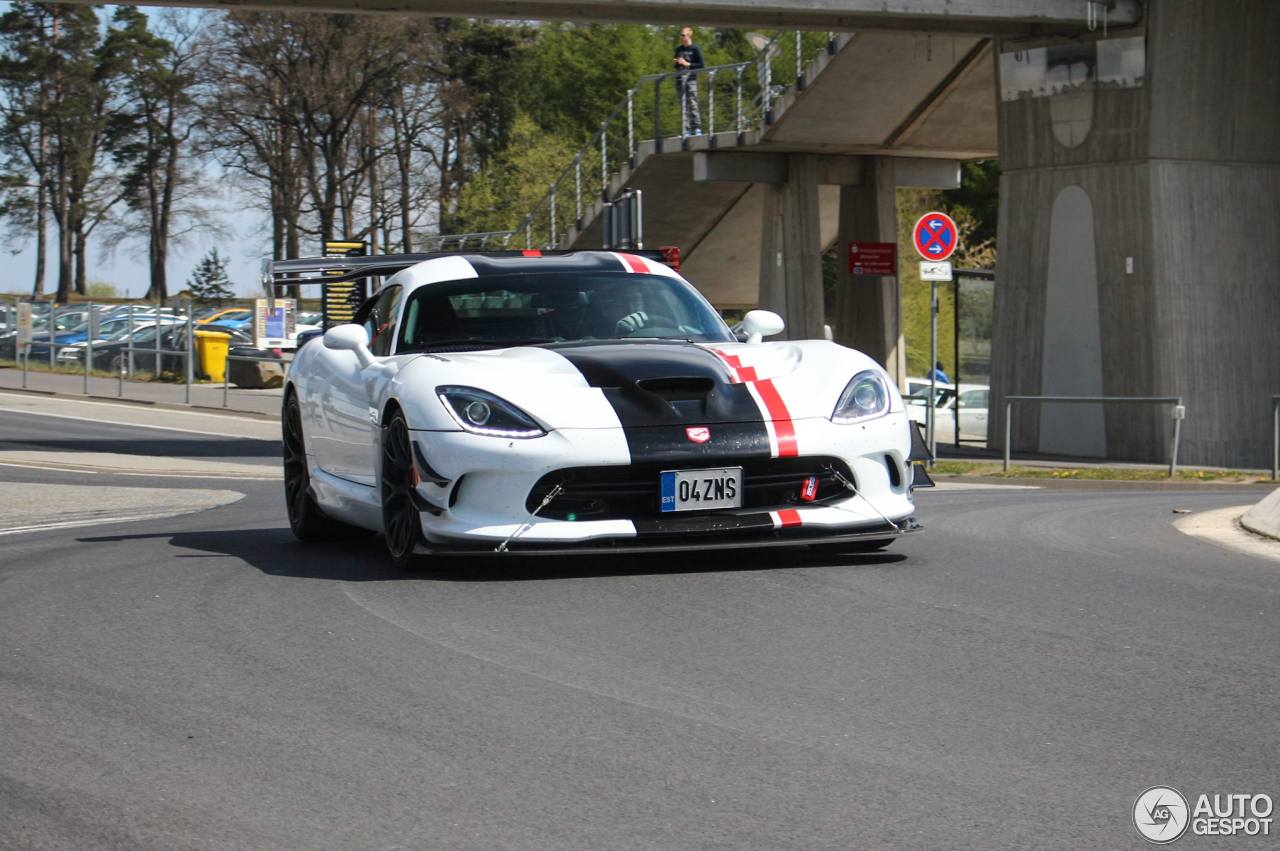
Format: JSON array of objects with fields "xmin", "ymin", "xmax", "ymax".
[
  {"xmin": 323, "ymin": 324, "xmax": 376, "ymax": 369},
  {"xmin": 741, "ymin": 310, "xmax": 785, "ymax": 344}
]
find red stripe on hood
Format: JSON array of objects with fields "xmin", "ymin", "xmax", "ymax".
[{"xmin": 709, "ymin": 348, "xmax": 797, "ymax": 457}]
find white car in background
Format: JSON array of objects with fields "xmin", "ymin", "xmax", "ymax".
[
  {"xmin": 903, "ymin": 378, "xmax": 988, "ymax": 441},
  {"xmin": 954, "ymin": 386, "xmax": 989, "ymax": 438},
  {"xmin": 904, "ymin": 377, "xmax": 955, "ymax": 427}
]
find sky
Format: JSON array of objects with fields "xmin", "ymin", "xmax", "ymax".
[
  {"xmin": 0, "ymin": 3, "xmax": 270, "ymax": 300},
  {"xmin": 4, "ymin": 185, "xmax": 269, "ymax": 300}
]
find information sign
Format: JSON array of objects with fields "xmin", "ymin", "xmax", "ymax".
[
  {"xmin": 848, "ymin": 242, "xmax": 896, "ymax": 276},
  {"xmin": 254, "ymin": 298, "xmax": 297, "ymax": 349},
  {"xmin": 919, "ymin": 261, "xmax": 953, "ymax": 281},
  {"xmin": 912, "ymin": 212, "xmax": 959, "ymax": 262},
  {"xmin": 15, "ymin": 303, "xmax": 32, "ymax": 350}
]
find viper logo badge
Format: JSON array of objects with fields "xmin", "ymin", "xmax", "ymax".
[{"xmin": 686, "ymin": 427, "xmax": 710, "ymax": 443}]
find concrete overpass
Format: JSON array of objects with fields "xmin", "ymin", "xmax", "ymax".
[
  {"xmin": 93, "ymin": 0, "xmax": 1142, "ymax": 34},
  {"xmin": 557, "ymin": 28, "xmax": 1002, "ymax": 389}
]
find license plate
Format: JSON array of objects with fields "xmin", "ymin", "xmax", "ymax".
[{"xmin": 660, "ymin": 467, "xmax": 743, "ymax": 513}]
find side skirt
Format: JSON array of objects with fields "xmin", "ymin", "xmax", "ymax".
[{"xmin": 310, "ymin": 463, "xmax": 384, "ymax": 532}]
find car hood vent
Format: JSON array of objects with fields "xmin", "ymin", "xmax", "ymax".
[
  {"xmin": 548, "ymin": 341, "xmax": 767, "ymax": 426},
  {"xmin": 636, "ymin": 376, "xmax": 714, "ymax": 402}
]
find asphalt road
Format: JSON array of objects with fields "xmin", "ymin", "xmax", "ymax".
[
  {"xmin": 1, "ymin": 414, "xmax": 1278, "ymax": 849},
  {"xmin": 0, "ymin": 407, "xmax": 278, "ymax": 467}
]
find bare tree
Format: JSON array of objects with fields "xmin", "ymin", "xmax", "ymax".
[
  {"xmin": 103, "ymin": 7, "xmax": 221, "ymax": 304},
  {"xmin": 0, "ymin": 3, "xmax": 114, "ymax": 301}
]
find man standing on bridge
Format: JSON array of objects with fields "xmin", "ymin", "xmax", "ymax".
[{"xmin": 674, "ymin": 27, "xmax": 705, "ymax": 136}]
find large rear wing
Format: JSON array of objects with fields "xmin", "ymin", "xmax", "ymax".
[{"xmin": 262, "ymin": 244, "xmax": 680, "ymax": 328}]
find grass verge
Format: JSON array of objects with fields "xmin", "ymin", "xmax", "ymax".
[{"xmin": 933, "ymin": 460, "xmax": 1270, "ymax": 484}]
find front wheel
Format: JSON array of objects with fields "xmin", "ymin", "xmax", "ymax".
[{"xmin": 381, "ymin": 412, "xmax": 426, "ymax": 569}]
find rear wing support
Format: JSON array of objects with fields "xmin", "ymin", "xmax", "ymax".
[{"xmin": 262, "ymin": 244, "xmax": 683, "ymax": 330}]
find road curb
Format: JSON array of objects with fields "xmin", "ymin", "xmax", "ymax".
[{"xmin": 0, "ymin": 385, "xmax": 278, "ymax": 421}]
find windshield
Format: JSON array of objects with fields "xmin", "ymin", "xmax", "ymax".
[{"xmin": 396, "ymin": 273, "xmax": 734, "ymax": 352}]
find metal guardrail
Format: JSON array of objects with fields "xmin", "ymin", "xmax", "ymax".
[
  {"xmin": 1003, "ymin": 396, "xmax": 1186, "ymax": 476},
  {"xmin": 223, "ymin": 354, "xmax": 291, "ymax": 408},
  {"xmin": 116, "ymin": 314, "xmax": 196, "ymax": 404},
  {"xmin": 422, "ymin": 30, "xmax": 839, "ymax": 253},
  {"xmin": 5, "ymin": 298, "xmax": 293, "ymax": 411}
]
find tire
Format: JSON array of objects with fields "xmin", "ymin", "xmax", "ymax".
[
  {"xmin": 380, "ymin": 411, "xmax": 426, "ymax": 569},
  {"xmin": 283, "ymin": 392, "xmax": 336, "ymax": 542},
  {"xmin": 809, "ymin": 538, "xmax": 897, "ymax": 554}
]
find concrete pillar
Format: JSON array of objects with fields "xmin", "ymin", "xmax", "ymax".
[
  {"xmin": 832, "ymin": 156, "xmax": 906, "ymax": 389},
  {"xmin": 756, "ymin": 183, "xmax": 785, "ymax": 320},
  {"xmin": 756, "ymin": 154, "xmax": 826, "ymax": 341},
  {"xmin": 990, "ymin": 0, "xmax": 1280, "ymax": 468}
]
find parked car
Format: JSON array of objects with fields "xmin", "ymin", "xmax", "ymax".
[
  {"xmin": 0, "ymin": 308, "xmax": 92, "ymax": 360},
  {"xmin": 197, "ymin": 308, "xmax": 252, "ymax": 329},
  {"xmin": 54, "ymin": 313, "xmax": 174, "ymax": 347},
  {"xmin": 55, "ymin": 317, "xmax": 185, "ymax": 364},
  {"xmin": 903, "ymin": 377, "xmax": 956, "ymax": 427},
  {"xmin": 63, "ymin": 322, "xmax": 184, "ymax": 374},
  {"xmin": 955, "ymin": 386, "xmax": 989, "ymax": 438}
]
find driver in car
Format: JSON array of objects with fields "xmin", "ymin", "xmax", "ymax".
[
  {"xmin": 598, "ymin": 285, "xmax": 651, "ymax": 336},
  {"xmin": 616, "ymin": 289, "xmax": 650, "ymax": 335}
]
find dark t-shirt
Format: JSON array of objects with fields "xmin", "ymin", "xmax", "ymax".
[{"xmin": 674, "ymin": 43, "xmax": 705, "ymax": 75}]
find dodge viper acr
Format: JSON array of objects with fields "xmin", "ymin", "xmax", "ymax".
[{"xmin": 276, "ymin": 250, "xmax": 927, "ymax": 566}]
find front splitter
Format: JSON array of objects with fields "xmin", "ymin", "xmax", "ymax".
[{"xmin": 415, "ymin": 519, "xmax": 922, "ymax": 556}]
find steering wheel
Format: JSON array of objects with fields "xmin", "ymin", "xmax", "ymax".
[{"xmin": 621, "ymin": 317, "xmax": 682, "ymax": 337}]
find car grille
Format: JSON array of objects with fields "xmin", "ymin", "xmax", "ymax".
[{"xmin": 526, "ymin": 456, "xmax": 855, "ymax": 521}]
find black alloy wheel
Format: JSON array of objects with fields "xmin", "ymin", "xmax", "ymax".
[
  {"xmin": 283, "ymin": 392, "xmax": 333, "ymax": 541},
  {"xmin": 381, "ymin": 412, "xmax": 425, "ymax": 569}
]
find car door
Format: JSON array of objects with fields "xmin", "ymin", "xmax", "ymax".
[
  {"xmin": 958, "ymin": 389, "xmax": 988, "ymax": 436},
  {"xmin": 311, "ymin": 285, "xmax": 402, "ymax": 485}
]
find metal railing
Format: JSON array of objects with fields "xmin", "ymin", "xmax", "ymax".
[
  {"xmin": 116, "ymin": 314, "xmax": 197, "ymax": 404},
  {"xmin": 1003, "ymin": 396, "xmax": 1186, "ymax": 476},
  {"xmin": 4, "ymin": 298, "xmax": 293, "ymax": 411},
  {"xmin": 8, "ymin": 300, "xmax": 186, "ymax": 388},
  {"xmin": 224, "ymin": 354, "xmax": 291, "ymax": 407},
  {"xmin": 421, "ymin": 30, "xmax": 838, "ymax": 254}
]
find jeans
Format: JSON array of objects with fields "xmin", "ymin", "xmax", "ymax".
[{"xmin": 676, "ymin": 74, "xmax": 701, "ymax": 134}]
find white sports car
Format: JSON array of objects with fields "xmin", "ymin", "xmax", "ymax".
[{"xmin": 271, "ymin": 250, "xmax": 929, "ymax": 567}]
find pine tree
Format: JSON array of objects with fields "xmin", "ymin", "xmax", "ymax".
[{"xmin": 186, "ymin": 247, "xmax": 234, "ymax": 305}]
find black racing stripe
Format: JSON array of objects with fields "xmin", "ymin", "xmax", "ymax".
[
  {"xmin": 632, "ymin": 513, "xmax": 777, "ymax": 536},
  {"xmin": 461, "ymin": 251, "xmax": 629, "ymax": 277},
  {"xmin": 549, "ymin": 341, "xmax": 769, "ymax": 462},
  {"xmin": 623, "ymin": 423, "xmax": 771, "ymax": 464}
]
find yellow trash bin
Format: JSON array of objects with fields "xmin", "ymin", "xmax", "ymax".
[{"xmin": 194, "ymin": 329, "xmax": 232, "ymax": 383}]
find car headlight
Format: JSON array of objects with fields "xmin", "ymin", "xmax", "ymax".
[
  {"xmin": 436, "ymin": 386, "xmax": 545, "ymax": 438},
  {"xmin": 832, "ymin": 369, "xmax": 891, "ymax": 424}
]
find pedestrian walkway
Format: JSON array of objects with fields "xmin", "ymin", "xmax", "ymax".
[{"xmin": 0, "ymin": 365, "xmax": 283, "ymax": 418}]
